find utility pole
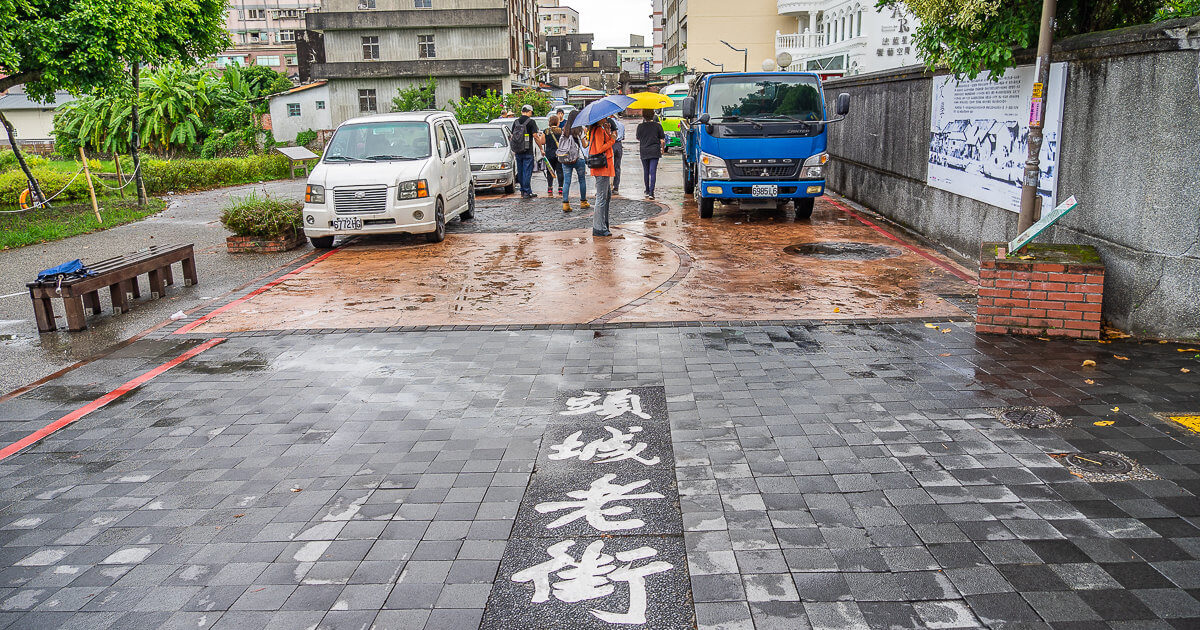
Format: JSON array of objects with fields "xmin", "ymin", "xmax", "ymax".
[
  {"xmin": 720, "ymin": 40, "xmax": 746, "ymax": 72},
  {"xmin": 1017, "ymin": 0, "xmax": 1057, "ymax": 232}
]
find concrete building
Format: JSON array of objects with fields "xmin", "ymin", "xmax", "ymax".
[
  {"xmin": 661, "ymin": 0, "xmax": 793, "ymax": 75},
  {"xmin": 0, "ymin": 88, "xmax": 74, "ymax": 151},
  {"xmin": 304, "ymin": 0, "xmax": 540, "ymax": 125},
  {"xmin": 611, "ymin": 35, "xmax": 654, "ymax": 74},
  {"xmin": 776, "ymin": 0, "xmax": 919, "ymax": 77},
  {"xmin": 267, "ymin": 81, "xmax": 333, "ymax": 144},
  {"xmin": 536, "ymin": 0, "xmax": 578, "ymax": 36},
  {"xmin": 213, "ymin": 0, "xmax": 322, "ymax": 78},
  {"xmin": 651, "ymin": 0, "xmax": 664, "ymax": 71},
  {"xmin": 546, "ymin": 33, "xmax": 621, "ymax": 93}
]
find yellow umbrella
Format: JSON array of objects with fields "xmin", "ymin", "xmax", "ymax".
[{"xmin": 626, "ymin": 92, "xmax": 674, "ymax": 109}]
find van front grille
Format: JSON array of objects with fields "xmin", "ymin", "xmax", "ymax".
[{"xmin": 334, "ymin": 186, "xmax": 388, "ymax": 214}]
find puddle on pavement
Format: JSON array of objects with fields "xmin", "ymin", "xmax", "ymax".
[{"xmin": 783, "ymin": 241, "xmax": 902, "ymax": 261}]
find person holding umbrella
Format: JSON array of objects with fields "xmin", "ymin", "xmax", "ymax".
[{"xmin": 575, "ymin": 95, "xmax": 634, "ymax": 236}]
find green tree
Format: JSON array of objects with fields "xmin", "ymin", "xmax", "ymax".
[
  {"xmin": 239, "ymin": 65, "xmax": 294, "ymax": 99},
  {"xmin": 1154, "ymin": 0, "xmax": 1200, "ymax": 19},
  {"xmin": 449, "ymin": 90, "xmax": 506, "ymax": 124},
  {"xmin": 878, "ymin": 0, "xmax": 1176, "ymax": 80},
  {"xmin": 0, "ymin": 0, "xmax": 227, "ymax": 206},
  {"xmin": 392, "ymin": 77, "xmax": 438, "ymax": 112},
  {"xmin": 504, "ymin": 89, "xmax": 551, "ymax": 116}
]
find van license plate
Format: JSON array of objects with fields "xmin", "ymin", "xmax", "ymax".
[
  {"xmin": 332, "ymin": 217, "xmax": 362, "ymax": 230},
  {"xmin": 751, "ymin": 185, "xmax": 778, "ymax": 197}
]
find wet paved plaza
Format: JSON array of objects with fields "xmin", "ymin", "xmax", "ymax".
[{"xmin": 1, "ymin": 151, "xmax": 1199, "ymax": 629}]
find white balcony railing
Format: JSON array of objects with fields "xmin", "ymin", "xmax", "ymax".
[{"xmin": 776, "ymin": 32, "xmax": 824, "ymax": 52}]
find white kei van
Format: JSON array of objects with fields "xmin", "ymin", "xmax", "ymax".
[{"xmin": 302, "ymin": 111, "xmax": 475, "ymax": 248}]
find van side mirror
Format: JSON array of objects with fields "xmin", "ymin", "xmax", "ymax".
[
  {"xmin": 836, "ymin": 93, "xmax": 850, "ymax": 117},
  {"xmin": 698, "ymin": 113, "xmax": 710, "ymax": 125},
  {"xmin": 681, "ymin": 97, "xmax": 696, "ymax": 119}
]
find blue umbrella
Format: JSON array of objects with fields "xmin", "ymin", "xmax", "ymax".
[{"xmin": 574, "ymin": 95, "xmax": 636, "ymax": 128}]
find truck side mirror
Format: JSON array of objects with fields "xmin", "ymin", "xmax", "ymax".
[
  {"xmin": 681, "ymin": 97, "xmax": 696, "ymax": 119},
  {"xmin": 698, "ymin": 113, "xmax": 710, "ymax": 125},
  {"xmin": 836, "ymin": 93, "xmax": 850, "ymax": 117}
]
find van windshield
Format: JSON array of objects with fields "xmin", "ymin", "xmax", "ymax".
[
  {"xmin": 324, "ymin": 121, "xmax": 432, "ymax": 162},
  {"xmin": 705, "ymin": 75, "xmax": 822, "ymax": 121}
]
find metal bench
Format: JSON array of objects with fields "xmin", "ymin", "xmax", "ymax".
[{"xmin": 27, "ymin": 244, "xmax": 198, "ymax": 332}]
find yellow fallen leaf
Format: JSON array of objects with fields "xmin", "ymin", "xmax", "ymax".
[
  {"xmin": 925, "ymin": 323, "xmax": 939, "ymax": 329},
  {"xmin": 1093, "ymin": 420, "xmax": 1115, "ymax": 426},
  {"xmin": 1180, "ymin": 348, "xmax": 1198, "ymax": 352},
  {"xmin": 1114, "ymin": 355, "xmax": 1130, "ymax": 360},
  {"xmin": 833, "ymin": 307, "xmax": 840, "ymax": 313},
  {"xmin": 1037, "ymin": 337, "xmax": 1051, "ymax": 341},
  {"xmin": 1019, "ymin": 255, "xmax": 1034, "ymax": 260},
  {"xmin": 1082, "ymin": 360, "xmax": 1096, "ymax": 367},
  {"xmin": 1183, "ymin": 368, "xmax": 1191, "ymax": 373},
  {"xmin": 939, "ymin": 353, "xmax": 952, "ymax": 357},
  {"xmin": 1084, "ymin": 379, "xmax": 1095, "ymax": 384},
  {"xmin": 1111, "ymin": 406, "xmax": 1120, "ymax": 412}
]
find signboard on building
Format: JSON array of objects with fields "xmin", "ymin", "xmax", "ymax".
[{"xmin": 927, "ymin": 63, "xmax": 1067, "ymax": 213}]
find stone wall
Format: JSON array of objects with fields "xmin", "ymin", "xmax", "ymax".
[{"xmin": 824, "ymin": 18, "xmax": 1200, "ymax": 339}]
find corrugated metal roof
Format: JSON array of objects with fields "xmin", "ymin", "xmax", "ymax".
[{"xmin": 0, "ymin": 91, "xmax": 74, "ymax": 111}]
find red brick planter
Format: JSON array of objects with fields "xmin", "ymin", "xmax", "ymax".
[
  {"xmin": 977, "ymin": 243, "xmax": 1105, "ymax": 339},
  {"xmin": 226, "ymin": 233, "xmax": 306, "ymax": 254}
]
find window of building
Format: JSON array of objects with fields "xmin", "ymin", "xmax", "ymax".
[
  {"xmin": 558, "ymin": 76, "xmax": 568, "ymax": 87},
  {"xmin": 315, "ymin": 100, "xmax": 326, "ymax": 110},
  {"xmin": 593, "ymin": 60, "xmax": 599, "ymax": 67},
  {"xmin": 246, "ymin": 9, "xmax": 264, "ymax": 19},
  {"xmin": 848, "ymin": 14, "xmax": 854, "ymax": 37},
  {"xmin": 581, "ymin": 76, "xmax": 590, "ymax": 87},
  {"xmin": 287, "ymin": 103, "xmax": 301, "ymax": 117},
  {"xmin": 418, "ymin": 34, "xmax": 435, "ymax": 58},
  {"xmin": 551, "ymin": 56, "xmax": 560, "ymax": 68},
  {"xmin": 256, "ymin": 56, "xmax": 280, "ymax": 66},
  {"xmin": 580, "ymin": 43, "xmax": 588, "ymax": 51},
  {"xmin": 286, "ymin": 55, "xmax": 298, "ymax": 66},
  {"xmin": 857, "ymin": 11, "xmax": 863, "ymax": 36},
  {"xmin": 359, "ymin": 0, "xmax": 376, "ymax": 8},
  {"xmin": 279, "ymin": 30, "xmax": 295, "ymax": 43},
  {"xmin": 249, "ymin": 31, "xmax": 262, "ymax": 43},
  {"xmin": 414, "ymin": 0, "xmax": 432, "ymax": 6},
  {"xmin": 274, "ymin": 9, "xmax": 301, "ymax": 18},
  {"xmin": 359, "ymin": 89, "xmax": 378, "ymax": 113},
  {"xmin": 362, "ymin": 36, "xmax": 380, "ymax": 60}
]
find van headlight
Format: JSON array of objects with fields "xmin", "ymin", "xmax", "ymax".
[
  {"xmin": 397, "ymin": 180, "xmax": 429, "ymax": 200},
  {"xmin": 305, "ymin": 184, "xmax": 325, "ymax": 204},
  {"xmin": 482, "ymin": 162, "xmax": 508, "ymax": 171},
  {"xmin": 699, "ymin": 153, "xmax": 728, "ymax": 180},
  {"xmin": 802, "ymin": 152, "xmax": 829, "ymax": 178}
]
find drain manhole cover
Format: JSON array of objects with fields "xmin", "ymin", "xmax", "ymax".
[
  {"xmin": 1065, "ymin": 453, "xmax": 1133, "ymax": 474},
  {"xmin": 783, "ymin": 242, "xmax": 901, "ymax": 261},
  {"xmin": 1000, "ymin": 406, "xmax": 1063, "ymax": 428}
]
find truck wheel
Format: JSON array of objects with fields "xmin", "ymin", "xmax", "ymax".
[
  {"xmin": 699, "ymin": 197, "xmax": 714, "ymax": 218},
  {"xmin": 795, "ymin": 198, "xmax": 815, "ymax": 220},
  {"xmin": 309, "ymin": 236, "xmax": 335, "ymax": 249},
  {"xmin": 683, "ymin": 166, "xmax": 695, "ymax": 195}
]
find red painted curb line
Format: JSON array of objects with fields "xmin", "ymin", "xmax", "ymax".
[
  {"xmin": 826, "ymin": 197, "xmax": 978, "ymax": 285},
  {"xmin": 0, "ymin": 337, "xmax": 226, "ymax": 462},
  {"xmin": 174, "ymin": 248, "xmax": 341, "ymax": 334}
]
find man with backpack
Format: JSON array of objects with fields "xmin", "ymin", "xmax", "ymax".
[{"xmin": 511, "ymin": 104, "xmax": 543, "ymax": 199}]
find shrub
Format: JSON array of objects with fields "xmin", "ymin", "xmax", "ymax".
[
  {"xmin": 295, "ymin": 129, "xmax": 318, "ymax": 148},
  {"xmin": 0, "ymin": 167, "xmax": 91, "ymax": 205},
  {"xmin": 140, "ymin": 154, "xmax": 290, "ymax": 193},
  {"xmin": 393, "ymin": 76, "xmax": 438, "ymax": 112},
  {"xmin": 450, "ymin": 90, "xmax": 505, "ymax": 124},
  {"xmin": 0, "ymin": 151, "xmax": 48, "ymax": 173},
  {"xmin": 219, "ymin": 191, "xmax": 302, "ymax": 239}
]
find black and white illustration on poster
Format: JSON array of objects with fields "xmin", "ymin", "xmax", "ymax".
[{"xmin": 928, "ymin": 62, "xmax": 1067, "ymax": 213}]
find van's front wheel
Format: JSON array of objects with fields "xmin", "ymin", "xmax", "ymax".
[
  {"xmin": 699, "ymin": 196, "xmax": 714, "ymax": 218},
  {"xmin": 309, "ymin": 236, "xmax": 335, "ymax": 249},
  {"xmin": 426, "ymin": 199, "xmax": 446, "ymax": 243},
  {"xmin": 795, "ymin": 198, "xmax": 815, "ymax": 220}
]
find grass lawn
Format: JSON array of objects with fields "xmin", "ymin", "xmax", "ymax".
[{"xmin": 0, "ymin": 197, "xmax": 165, "ymax": 250}]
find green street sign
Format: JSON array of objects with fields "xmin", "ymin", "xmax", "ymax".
[{"xmin": 1008, "ymin": 195, "xmax": 1078, "ymax": 255}]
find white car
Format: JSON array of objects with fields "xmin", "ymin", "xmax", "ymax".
[
  {"xmin": 460, "ymin": 124, "xmax": 515, "ymax": 194},
  {"xmin": 302, "ymin": 111, "xmax": 474, "ymax": 248}
]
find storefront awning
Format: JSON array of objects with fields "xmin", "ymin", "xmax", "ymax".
[{"xmin": 658, "ymin": 65, "xmax": 686, "ymax": 77}]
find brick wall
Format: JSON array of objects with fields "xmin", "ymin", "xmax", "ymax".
[
  {"xmin": 977, "ymin": 243, "xmax": 1105, "ymax": 339},
  {"xmin": 226, "ymin": 234, "xmax": 305, "ymax": 254}
]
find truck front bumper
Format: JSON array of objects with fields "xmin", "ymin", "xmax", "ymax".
[{"xmin": 698, "ymin": 180, "xmax": 825, "ymax": 199}]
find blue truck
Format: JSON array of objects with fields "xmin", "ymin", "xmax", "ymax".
[{"xmin": 680, "ymin": 72, "xmax": 849, "ymax": 219}]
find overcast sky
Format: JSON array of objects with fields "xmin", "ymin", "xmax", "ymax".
[{"xmin": 559, "ymin": 0, "xmax": 652, "ymax": 49}]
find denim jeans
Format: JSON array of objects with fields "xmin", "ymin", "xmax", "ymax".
[
  {"xmin": 515, "ymin": 153, "xmax": 535, "ymax": 196},
  {"xmin": 593, "ymin": 175, "xmax": 612, "ymax": 234},
  {"xmin": 642, "ymin": 158, "xmax": 659, "ymax": 195},
  {"xmin": 561, "ymin": 160, "xmax": 587, "ymax": 204}
]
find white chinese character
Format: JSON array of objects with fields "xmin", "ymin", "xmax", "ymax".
[
  {"xmin": 549, "ymin": 426, "xmax": 661, "ymax": 466},
  {"xmin": 534, "ymin": 474, "xmax": 664, "ymax": 531},
  {"xmin": 562, "ymin": 389, "xmax": 652, "ymax": 421},
  {"xmin": 511, "ymin": 539, "xmax": 672, "ymax": 625}
]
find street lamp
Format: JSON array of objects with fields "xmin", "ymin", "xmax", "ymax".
[
  {"xmin": 703, "ymin": 58, "xmax": 724, "ymax": 71},
  {"xmin": 720, "ymin": 40, "xmax": 747, "ymax": 72}
]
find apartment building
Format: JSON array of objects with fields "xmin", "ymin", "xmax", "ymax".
[
  {"xmin": 215, "ymin": 0, "xmax": 322, "ymax": 77},
  {"xmin": 545, "ymin": 33, "xmax": 620, "ymax": 92},
  {"xmin": 611, "ymin": 35, "xmax": 653, "ymax": 74},
  {"xmin": 651, "ymin": 0, "xmax": 663, "ymax": 71},
  {"xmin": 661, "ymin": 0, "xmax": 792, "ymax": 75},
  {"xmin": 536, "ymin": 0, "xmax": 579, "ymax": 36},
  {"xmin": 305, "ymin": 0, "xmax": 540, "ymax": 124},
  {"xmin": 775, "ymin": 0, "xmax": 919, "ymax": 76}
]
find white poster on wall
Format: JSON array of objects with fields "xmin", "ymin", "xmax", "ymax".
[{"xmin": 927, "ymin": 63, "xmax": 1067, "ymax": 213}]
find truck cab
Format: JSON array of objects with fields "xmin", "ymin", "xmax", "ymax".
[{"xmin": 680, "ymin": 72, "xmax": 849, "ymax": 219}]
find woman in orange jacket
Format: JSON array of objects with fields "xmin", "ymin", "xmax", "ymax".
[{"xmin": 587, "ymin": 118, "xmax": 617, "ymax": 237}]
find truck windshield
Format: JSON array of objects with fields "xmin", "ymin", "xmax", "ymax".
[
  {"xmin": 705, "ymin": 75, "xmax": 823, "ymax": 121},
  {"xmin": 325, "ymin": 121, "xmax": 432, "ymax": 162}
]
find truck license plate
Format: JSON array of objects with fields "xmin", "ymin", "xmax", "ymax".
[
  {"xmin": 751, "ymin": 184, "xmax": 778, "ymax": 197},
  {"xmin": 332, "ymin": 217, "xmax": 362, "ymax": 230}
]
